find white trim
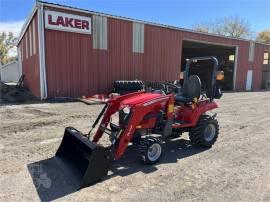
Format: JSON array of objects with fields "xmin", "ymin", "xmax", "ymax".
[
  {"xmin": 38, "ymin": 6, "xmax": 43, "ymax": 99},
  {"xmin": 41, "ymin": 5, "xmax": 48, "ymax": 99},
  {"xmin": 183, "ymin": 38, "xmax": 236, "ymax": 47},
  {"xmin": 38, "ymin": 4, "xmax": 47, "ymax": 99},
  {"xmin": 233, "ymin": 46, "xmax": 239, "ymax": 90}
]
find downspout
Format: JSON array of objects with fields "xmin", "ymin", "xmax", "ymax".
[
  {"xmin": 233, "ymin": 46, "xmax": 239, "ymax": 91},
  {"xmin": 37, "ymin": 2, "xmax": 47, "ymax": 99}
]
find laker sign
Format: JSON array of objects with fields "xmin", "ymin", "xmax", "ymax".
[{"xmin": 45, "ymin": 10, "xmax": 91, "ymax": 34}]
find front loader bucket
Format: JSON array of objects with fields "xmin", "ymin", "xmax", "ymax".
[{"xmin": 55, "ymin": 127, "xmax": 112, "ymax": 189}]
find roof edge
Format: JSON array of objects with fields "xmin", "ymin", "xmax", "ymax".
[
  {"xmin": 39, "ymin": 1, "xmax": 270, "ymax": 46},
  {"xmin": 1, "ymin": 61, "xmax": 18, "ymax": 69},
  {"xmin": 17, "ymin": 0, "xmax": 270, "ymax": 47}
]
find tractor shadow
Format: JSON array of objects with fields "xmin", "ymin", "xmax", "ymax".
[
  {"xmin": 108, "ymin": 138, "xmax": 209, "ymax": 178},
  {"xmin": 27, "ymin": 158, "xmax": 78, "ymax": 202},
  {"xmin": 27, "ymin": 138, "xmax": 208, "ymax": 201}
]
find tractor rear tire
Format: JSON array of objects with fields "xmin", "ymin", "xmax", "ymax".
[
  {"xmin": 189, "ymin": 115, "xmax": 219, "ymax": 147},
  {"xmin": 138, "ymin": 136, "xmax": 163, "ymax": 165}
]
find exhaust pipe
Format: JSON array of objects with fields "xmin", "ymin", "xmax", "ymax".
[{"xmin": 55, "ymin": 127, "xmax": 112, "ymax": 189}]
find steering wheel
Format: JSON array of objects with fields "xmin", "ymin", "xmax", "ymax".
[
  {"xmin": 162, "ymin": 82, "xmax": 181, "ymax": 94},
  {"xmin": 151, "ymin": 82, "xmax": 181, "ymax": 95}
]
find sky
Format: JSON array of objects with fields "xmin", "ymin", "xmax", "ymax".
[{"xmin": 0, "ymin": 0, "xmax": 270, "ymax": 38}]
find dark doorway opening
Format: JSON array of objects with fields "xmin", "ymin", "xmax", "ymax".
[{"xmin": 181, "ymin": 40, "xmax": 236, "ymax": 91}]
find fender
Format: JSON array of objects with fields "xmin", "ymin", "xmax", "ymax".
[
  {"xmin": 172, "ymin": 101, "xmax": 218, "ymax": 128},
  {"xmin": 190, "ymin": 101, "xmax": 218, "ymax": 126}
]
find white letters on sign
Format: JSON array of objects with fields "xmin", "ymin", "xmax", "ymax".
[{"xmin": 45, "ymin": 10, "xmax": 91, "ymax": 34}]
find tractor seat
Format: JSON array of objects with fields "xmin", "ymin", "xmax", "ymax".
[{"xmin": 174, "ymin": 75, "xmax": 201, "ymax": 104}]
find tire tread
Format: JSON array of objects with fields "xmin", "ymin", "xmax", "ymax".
[{"xmin": 189, "ymin": 115, "xmax": 219, "ymax": 147}]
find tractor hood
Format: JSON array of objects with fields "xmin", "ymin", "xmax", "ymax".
[{"xmin": 120, "ymin": 93, "xmax": 164, "ymax": 106}]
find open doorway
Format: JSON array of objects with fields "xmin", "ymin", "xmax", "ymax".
[{"xmin": 181, "ymin": 40, "xmax": 236, "ymax": 91}]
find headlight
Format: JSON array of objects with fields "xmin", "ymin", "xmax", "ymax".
[{"xmin": 122, "ymin": 106, "xmax": 130, "ymax": 114}]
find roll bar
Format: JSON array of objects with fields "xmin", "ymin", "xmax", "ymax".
[{"xmin": 184, "ymin": 56, "xmax": 220, "ymax": 100}]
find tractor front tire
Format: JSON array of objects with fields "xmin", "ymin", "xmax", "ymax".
[
  {"xmin": 189, "ymin": 115, "xmax": 219, "ymax": 147},
  {"xmin": 139, "ymin": 137, "xmax": 163, "ymax": 165}
]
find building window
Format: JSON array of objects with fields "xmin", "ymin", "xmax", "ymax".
[
  {"xmin": 133, "ymin": 22, "xmax": 144, "ymax": 53},
  {"xmin": 248, "ymin": 41, "xmax": 255, "ymax": 62},
  {"xmin": 229, "ymin": 55, "xmax": 235, "ymax": 61},
  {"xmin": 93, "ymin": 15, "xmax": 107, "ymax": 50},
  {"xmin": 263, "ymin": 52, "xmax": 269, "ymax": 65}
]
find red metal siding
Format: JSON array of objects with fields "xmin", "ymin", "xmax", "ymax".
[
  {"xmin": 45, "ymin": 17, "xmax": 135, "ymax": 97},
  {"xmin": 45, "ymin": 14, "xmax": 183, "ymax": 98},
  {"xmin": 20, "ymin": 13, "xmax": 40, "ymax": 97},
  {"xmin": 43, "ymin": 6, "xmax": 270, "ymax": 98},
  {"xmin": 144, "ymin": 25, "xmax": 181, "ymax": 81},
  {"xmin": 45, "ymin": 30, "xmax": 94, "ymax": 97},
  {"xmin": 235, "ymin": 42, "xmax": 250, "ymax": 91}
]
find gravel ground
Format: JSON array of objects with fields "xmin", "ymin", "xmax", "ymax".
[{"xmin": 0, "ymin": 91, "xmax": 270, "ymax": 202}]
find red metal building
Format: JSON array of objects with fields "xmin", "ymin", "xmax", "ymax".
[{"xmin": 17, "ymin": 1, "xmax": 270, "ymax": 99}]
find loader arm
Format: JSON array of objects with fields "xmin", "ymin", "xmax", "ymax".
[
  {"xmin": 114, "ymin": 107, "xmax": 144, "ymax": 159},
  {"xmin": 92, "ymin": 101, "xmax": 119, "ymax": 142},
  {"xmin": 92, "ymin": 92, "xmax": 146, "ymax": 142},
  {"xmin": 115, "ymin": 95, "xmax": 174, "ymax": 159}
]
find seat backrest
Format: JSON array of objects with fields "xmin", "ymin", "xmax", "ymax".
[{"xmin": 182, "ymin": 75, "xmax": 202, "ymax": 99}]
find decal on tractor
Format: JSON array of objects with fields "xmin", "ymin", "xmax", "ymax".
[{"xmin": 45, "ymin": 10, "xmax": 91, "ymax": 34}]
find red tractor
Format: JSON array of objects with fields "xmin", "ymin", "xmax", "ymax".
[{"xmin": 55, "ymin": 56, "xmax": 224, "ymax": 188}]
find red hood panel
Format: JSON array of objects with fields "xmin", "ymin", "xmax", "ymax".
[{"xmin": 121, "ymin": 93, "xmax": 164, "ymax": 106}]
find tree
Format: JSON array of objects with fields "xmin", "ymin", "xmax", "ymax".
[
  {"xmin": 193, "ymin": 24, "xmax": 210, "ymax": 33},
  {"xmin": 193, "ymin": 17, "xmax": 251, "ymax": 39},
  {"xmin": 256, "ymin": 29, "xmax": 270, "ymax": 43},
  {"xmin": 0, "ymin": 32, "xmax": 17, "ymax": 65}
]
